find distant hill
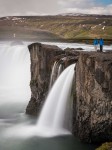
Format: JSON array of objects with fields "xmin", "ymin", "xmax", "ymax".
[
  {"xmin": 58, "ymin": 13, "xmax": 112, "ymax": 17},
  {"xmin": 0, "ymin": 14, "xmax": 112, "ymax": 42}
]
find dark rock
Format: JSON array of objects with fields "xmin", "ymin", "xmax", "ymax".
[
  {"xmin": 75, "ymin": 47, "xmax": 84, "ymax": 50},
  {"xmin": 26, "ymin": 42, "xmax": 77, "ymax": 116},
  {"xmin": 95, "ymin": 69, "xmax": 105, "ymax": 85},
  {"xmin": 26, "ymin": 43, "xmax": 63, "ymax": 115},
  {"xmin": 73, "ymin": 51, "xmax": 112, "ymax": 143},
  {"xmin": 64, "ymin": 48, "xmax": 81, "ymax": 56}
]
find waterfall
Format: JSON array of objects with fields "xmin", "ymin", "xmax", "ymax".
[
  {"xmin": 57, "ymin": 64, "xmax": 63, "ymax": 77},
  {"xmin": 2, "ymin": 42, "xmax": 75, "ymax": 138},
  {"xmin": 49, "ymin": 62, "xmax": 63, "ymax": 90},
  {"xmin": 0, "ymin": 42, "xmax": 31, "ymax": 104},
  {"xmin": 36, "ymin": 64, "xmax": 75, "ymax": 137},
  {"xmin": 49, "ymin": 61, "xmax": 58, "ymax": 89}
]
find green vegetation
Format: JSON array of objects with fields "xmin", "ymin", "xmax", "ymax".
[
  {"xmin": 0, "ymin": 15, "xmax": 112, "ymax": 42},
  {"xmin": 96, "ymin": 142, "xmax": 112, "ymax": 150}
]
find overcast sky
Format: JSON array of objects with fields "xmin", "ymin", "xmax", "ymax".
[{"xmin": 0, "ymin": 0, "xmax": 112, "ymax": 17}]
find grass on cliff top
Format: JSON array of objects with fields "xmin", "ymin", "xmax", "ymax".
[{"xmin": 96, "ymin": 142, "xmax": 112, "ymax": 150}]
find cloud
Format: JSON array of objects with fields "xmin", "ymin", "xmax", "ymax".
[
  {"xmin": 0, "ymin": 0, "xmax": 112, "ymax": 17},
  {"xmin": 59, "ymin": 0, "xmax": 112, "ymax": 15},
  {"xmin": 58, "ymin": 0, "xmax": 95, "ymax": 8},
  {"xmin": 0, "ymin": 0, "xmax": 60, "ymax": 17},
  {"xmin": 65, "ymin": 6, "xmax": 112, "ymax": 15}
]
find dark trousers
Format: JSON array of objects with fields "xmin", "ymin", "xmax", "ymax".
[{"xmin": 100, "ymin": 45, "xmax": 103, "ymax": 52}]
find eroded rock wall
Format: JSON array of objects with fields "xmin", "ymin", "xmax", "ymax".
[
  {"xmin": 73, "ymin": 52, "xmax": 112, "ymax": 143},
  {"xmin": 26, "ymin": 43, "xmax": 63, "ymax": 115},
  {"xmin": 26, "ymin": 43, "xmax": 79, "ymax": 116}
]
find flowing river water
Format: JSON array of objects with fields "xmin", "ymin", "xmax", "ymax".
[{"xmin": 1, "ymin": 41, "xmax": 111, "ymax": 150}]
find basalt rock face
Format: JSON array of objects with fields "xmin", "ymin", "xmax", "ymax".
[
  {"xmin": 26, "ymin": 43, "xmax": 80, "ymax": 116},
  {"xmin": 73, "ymin": 52, "xmax": 112, "ymax": 143},
  {"xmin": 26, "ymin": 43, "xmax": 64, "ymax": 115},
  {"xmin": 26, "ymin": 44, "xmax": 80, "ymax": 116}
]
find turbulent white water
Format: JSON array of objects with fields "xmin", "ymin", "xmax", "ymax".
[{"xmin": 36, "ymin": 64, "xmax": 75, "ymax": 137}]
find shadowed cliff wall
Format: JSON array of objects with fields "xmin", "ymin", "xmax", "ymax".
[
  {"xmin": 26, "ymin": 43, "xmax": 63, "ymax": 115},
  {"xmin": 73, "ymin": 52, "xmax": 112, "ymax": 143}
]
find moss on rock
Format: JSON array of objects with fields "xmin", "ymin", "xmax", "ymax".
[{"xmin": 96, "ymin": 142, "xmax": 112, "ymax": 150}]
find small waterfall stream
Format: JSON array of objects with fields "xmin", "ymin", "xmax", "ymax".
[
  {"xmin": 57, "ymin": 64, "xmax": 63, "ymax": 77},
  {"xmin": 49, "ymin": 61, "xmax": 58, "ymax": 89},
  {"xmin": 49, "ymin": 62, "xmax": 63, "ymax": 90},
  {"xmin": 36, "ymin": 64, "xmax": 75, "ymax": 137}
]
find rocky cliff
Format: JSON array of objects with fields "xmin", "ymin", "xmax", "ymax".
[
  {"xmin": 26, "ymin": 43, "xmax": 78, "ymax": 115},
  {"xmin": 26, "ymin": 43, "xmax": 112, "ymax": 144},
  {"xmin": 26, "ymin": 43, "xmax": 64, "ymax": 115},
  {"xmin": 73, "ymin": 52, "xmax": 112, "ymax": 143}
]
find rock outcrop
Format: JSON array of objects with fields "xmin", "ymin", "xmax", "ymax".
[
  {"xmin": 73, "ymin": 52, "xmax": 112, "ymax": 143},
  {"xmin": 26, "ymin": 43, "xmax": 79, "ymax": 115},
  {"xmin": 26, "ymin": 43, "xmax": 64, "ymax": 115}
]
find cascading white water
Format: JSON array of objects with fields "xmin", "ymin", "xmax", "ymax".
[
  {"xmin": 3, "ymin": 61, "xmax": 75, "ymax": 138},
  {"xmin": 36, "ymin": 64, "xmax": 75, "ymax": 137},
  {"xmin": 49, "ymin": 61, "xmax": 58, "ymax": 89},
  {"xmin": 57, "ymin": 64, "xmax": 63, "ymax": 77},
  {"xmin": 0, "ymin": 42, "xmax": 31, "ymax": 105},
  {"xmin": 49, "ymin": 62, "xmax": 63, "ymax": 90}
]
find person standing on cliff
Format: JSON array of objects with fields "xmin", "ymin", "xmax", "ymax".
[
  {"xmin": 99, "ymin": 38, "xmax": 104, "ymax": 52},
  {"xmin": 93, "ymin": 38, "xmax": 98, "ymax": 51}
]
